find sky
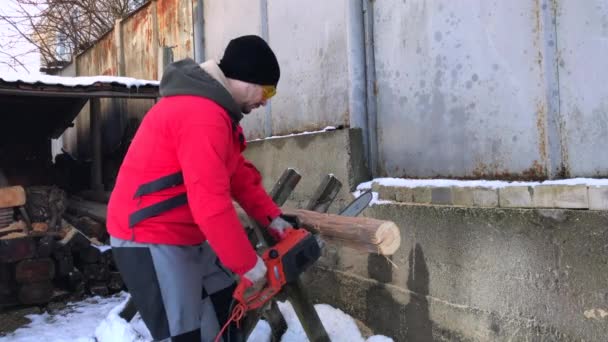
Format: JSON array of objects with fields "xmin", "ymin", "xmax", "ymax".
[{"xmin": 0, "ymin": 0, "xmax": 41, "ymax": 75}]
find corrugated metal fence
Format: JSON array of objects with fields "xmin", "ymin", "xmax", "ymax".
[{"xmin": 60, "ymin": 0, "xmax": 608, "ymax": 180}]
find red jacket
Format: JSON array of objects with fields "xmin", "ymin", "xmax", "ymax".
[{"xmin": 107, "ymin": 59, "xmax": 281, "ymax": 275}]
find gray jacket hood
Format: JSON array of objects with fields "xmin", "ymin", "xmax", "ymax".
[{"xmin": 159, "ymin": 58, "xmax": 243, "ymax": 124}]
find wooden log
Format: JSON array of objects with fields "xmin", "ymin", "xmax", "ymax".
[
  {"xmin": 0, "ymin": 263, "xmax": 16, "ymax": 296},
  {"xmin": 107, "ymin": 272, "xmax": 124, "ymax": 293},
  {"xmin": 65, "ymin": 269, "xmax": 85, "ymax": 294},
  {"xmin": 78, "ymin": 245, "xmax": 101, "ymax": 264},
  {"xmin": 0, "ymin": 221, "xmax": 26, "ymax": 237},
  {"xmin": 0, "ymin": 237, "xmax": 36, "ymax": 263},
  {"xmin": 24, "ymin": 186, "xmax": 67, "ymax": 229},
  {"xmin": 0, "ymin": 186, "xmax": 26, "ymax": 209},
  {"xmin": 66, "ymin": 198, "xmax": 107, "ymax": 223},
  {"xmin": 18, "ymin": 281, "xmax": 54, "ymax": 305},
  {"xmin": 37, "ymin": 235, "xmax": 56, "ymax": 258},
  {"xmin": 100, "ymin": 249, "xmax": 115, "ymax": 269},
  {"xmin": 74, "ymin": 216, "xmax": 107, "ymax": 242},
  {"xmin": 281, "ymin": 208, "xmax": 401, "ymax": 255},
  {"xmin": 55, "ymin": 255, "xmax": 74, "ymax": 277},
  {"xmin": 15, "ymin": 258, "xmax": 55, "ymax": 284},
  {"xmin": 88, "ymin": 282, "xmax": 109, "ymax": 296},
  {"xmin": 82, "ymin": 263, "xmax": 110, "ymax": 282},
  {"xmin": 57, "ymin": 225, "xmax": 91, "ymax": 252}
]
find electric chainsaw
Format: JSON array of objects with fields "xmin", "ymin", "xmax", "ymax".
[{"xmin": 233, "ymin": 226, "xmax": 321, "ymax": 311}]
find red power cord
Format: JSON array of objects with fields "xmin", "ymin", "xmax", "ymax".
[{"xmin": 214, "ymin": 302, "xmax": 247, "ymax": 342}]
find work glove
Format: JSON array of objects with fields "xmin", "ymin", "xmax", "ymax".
[
  {"xmin": 267, "ymin": 215, "xmax": 294, "ymax": 241},
  {"xmin": 242, "ymin": 255, "xmax": 267, "ymax": 298}
]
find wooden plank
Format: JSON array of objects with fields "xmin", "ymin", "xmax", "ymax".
[
  {"xmin": 306, "ymin": 175, "xmax": 342, "ymax": 213},
  {"xmin": 0, "ymin": 186, "xmax": 26, "ymax": 208}
]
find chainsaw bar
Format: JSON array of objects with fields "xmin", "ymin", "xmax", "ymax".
[{"xmin": 339, "ymin": 189, "xmax": 373, "ymax": 217}]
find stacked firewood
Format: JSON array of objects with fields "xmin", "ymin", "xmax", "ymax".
[{"xmin": 0, "ymin": 186, "xmax": 123, "ymax": 309}]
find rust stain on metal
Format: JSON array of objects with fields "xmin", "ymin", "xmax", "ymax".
[
  {"xmin": 432, "ymin": 160, "xmax": 548, "ymax": 181},
  {"xmin": 129, "ymin": 8, "xmax": 149, "ymax": 33},
  {"xmin": 536, "ymin": 100, "xmax": 548, "ymax": 168},
  {"xmin": 157, "ymin": 0, "xmax": 178, "ymax": 32}
]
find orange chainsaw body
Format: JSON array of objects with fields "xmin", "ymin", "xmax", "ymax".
[{"xmin": 233, "ymin": 228, "xmax": 321, "ymax": 311}]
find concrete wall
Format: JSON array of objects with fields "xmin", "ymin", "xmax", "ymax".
[
  {"xmin": 555, "ymin": 0, "xmax": 608, "ymax": 177},
  {"xmin": 302, "ymin": 204, "xmax": 608, "ymax": 341},
  {"xmin": 203, "ymin": 0, "xmax": 350, "ymax": 139},
  {"xmin": 374, "ymin": 0, "xmax": 552, "ymax": 179},
  {"xmin": 60, "ymin": 0, "xmax": 608, "ymax": 178},
  {"xmin": 243, "ymin": 128, "xmax": 370, "ymax": 211},
  {"xmin": 372, "ymin": 0, "xmax": 608, "ymax": 179},
  {"xmin": 202, "ymin": 0, "xmax": 265, "ymax": 138}
]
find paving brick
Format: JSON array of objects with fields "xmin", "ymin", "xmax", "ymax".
[
  {"xmin": 498, "ymin": 186, "xmax": 534, "ymax": 208},
  {"xmin": 431, "ymin": 187, "xmax": 453, "ymax": 205},
  {"xmin": 376, "ymin": 185, "xmax": 397, "ymax": 201},
  {"xmin": 588, "ymin": 186, "xmax": 608, "ymax": 210},
  {"xmin": 453, "ymin": 187, "xmax": 498, "ymax": 207},
  {"xmin": 395, "ymin": 187, "xmax": 414, "ymax": 202},
  {"xmin": 532, "ymin": 185, "xmax": 589, "ymax": 209},
  {"xmin": 412, "ymin": 187, "xmax": 431, "ymax": 204},
  {"xmin": 372, "ymin": 183, "xmax": 396, "ymax": 201}
]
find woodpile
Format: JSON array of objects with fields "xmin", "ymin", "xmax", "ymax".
[{"xmin": 0, "ymin": 186, "xmax": 123, "ymax": 309}]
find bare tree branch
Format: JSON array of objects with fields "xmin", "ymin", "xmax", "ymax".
[{"xmin": 0, "ymin": 0, "xmax": 147, "ymax": 73}]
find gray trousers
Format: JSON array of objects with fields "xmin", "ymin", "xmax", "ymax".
[{"xmin": 111, "ymin": 237, "xmax": 241, "ymax": 342}]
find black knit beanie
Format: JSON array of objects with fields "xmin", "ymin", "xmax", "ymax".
[{"xmin": 218, "ymin": 35, "xmax": 280, "ymax": 86}]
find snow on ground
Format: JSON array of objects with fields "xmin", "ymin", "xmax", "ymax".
[{"xmin": 0, "ymin": 292, "xmax": 393, "ymax": 342}]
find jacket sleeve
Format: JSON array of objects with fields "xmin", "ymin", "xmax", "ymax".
[
  {"xmin": 175, "ymin": 115, "xmax": 257, "ymax": 276},
  {"xmin": 231, "ymin": 155, "xmax": 281, "ymax": 227}
]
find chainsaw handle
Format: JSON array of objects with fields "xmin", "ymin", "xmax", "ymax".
[{"xmin": 233, "ymin": 278, "xmax": 253, "ymax": 304}]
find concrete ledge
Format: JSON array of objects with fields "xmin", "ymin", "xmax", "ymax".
[
  {"xmin": 532, "ymin": 185, "xmax": 588, "ymax": 209},
  {"xmin": 498, "ymin": 186, "xmax": 534, "ymax": 208},
  {"xmin": 453, "ymin": 187, "xmax": 499, "ymax": 207},
  {"xmin": 371, "ymin": 182, "xmax": 604, "ymax": 210},
  {"xmin": 589, "ymin": 186, "xmax": 608, "ymax": 210}
]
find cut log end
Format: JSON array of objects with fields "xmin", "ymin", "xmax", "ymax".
[
  {"xmin": 375, "ymin": 222, "xmax": 401, "ymax": 255},
  {"xmin": 0, "ymin": 186, "xmax": 26, "ymax": 208}
]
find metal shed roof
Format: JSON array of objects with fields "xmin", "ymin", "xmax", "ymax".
[{"xmin": 0, "ymin": 74, "xmax": 159, "ymax": 140}]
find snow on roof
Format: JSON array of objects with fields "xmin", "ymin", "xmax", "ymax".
[{"xmin": 0, "ymin": 73, "xmax": 159, "ymax": 88}]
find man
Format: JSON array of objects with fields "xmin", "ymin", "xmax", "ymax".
[{"xmin": 107, "ymin": 35, "xmax": 292, "ymax": 342}]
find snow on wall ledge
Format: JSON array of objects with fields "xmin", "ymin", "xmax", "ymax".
[{"xmin": 355, "ymin": 178, "xmax": 608, "ymax": 210}]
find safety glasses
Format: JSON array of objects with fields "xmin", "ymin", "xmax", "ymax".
[{"xmin": 262, "ymin": 85, "xmax": 277, "ymax": 100}]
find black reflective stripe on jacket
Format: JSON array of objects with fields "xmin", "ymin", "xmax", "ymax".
[{"xmin": 129, "ymin": 171, "xmax": 188, "ymax": 227}]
